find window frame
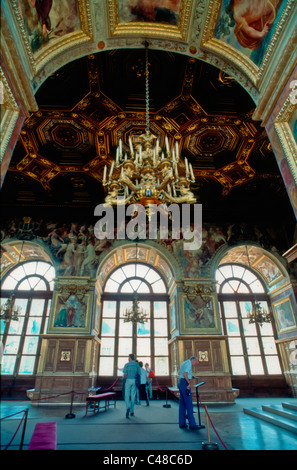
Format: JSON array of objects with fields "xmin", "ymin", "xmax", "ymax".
[
  {"xmin": 217, "ymin": 263, "xmax": 283, "ymax": 378},
  {"xmin": 99, "ymin": 262, "xmax": 170, "ymax": 376},
  {"xmin": 1, "ymin": 260, "xmax": 54, "ymax": 377}
]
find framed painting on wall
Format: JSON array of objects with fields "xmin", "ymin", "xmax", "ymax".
[
  {"xmin": 48, "ymin": 290, "xmax": 92, "ymax": 334},
  {"xmin": 180, "ymin": 293, "xmax": 221, "ymax": 334},
  {"xmin": 273, "ymin": 295, "xmax": 297, "ymax": 333},
  {"xmin": 108, "ymin": 0, "xmax": 192, "ymax": 41}
]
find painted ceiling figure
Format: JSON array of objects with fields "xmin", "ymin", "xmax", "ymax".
[
  {"xmin": 231, "ymin": 0, "xmax": 280, "ymax": 49},
  {"xmin": 31, "ymin": 0, "xmax": 53, "ymax": 37}
]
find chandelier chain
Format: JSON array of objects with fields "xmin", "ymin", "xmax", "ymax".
[{"xmin": 145, "ymin": 43, "xmax": 150, "ymax": 136}]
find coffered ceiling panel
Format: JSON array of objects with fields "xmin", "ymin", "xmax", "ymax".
[{"xmin": 1, "ymin": 47, "xmax": 289, "ymax": 223}]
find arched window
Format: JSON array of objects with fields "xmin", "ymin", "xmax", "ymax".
[
  {"xmin": 216, "ymin": 263, "xmax": 282, "ymax": 376},
  {"xmin": 1, "ymin": 261, "xmax": 55, "ymax": 375},
  {"xmin": 99, "ymin": 263, "xmax": 169, "ymax": 376}
]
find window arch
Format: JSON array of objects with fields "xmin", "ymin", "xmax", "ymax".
[
  {"xmin": 99, "ymin": 262, "xmax": 169, "ymax": 377},
  {"xmin": 1, "ymin": 261, "xmax": 55, "ymax": 376},
  {"xmin": 216, "ymin": 263, "xmax": 282, "ymax": 377}
]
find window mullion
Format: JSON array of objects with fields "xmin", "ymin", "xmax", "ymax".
[
  {"xmin": 237, "ymin": 300, "xmax": 251, "ymax": 377},
  {"xmin": 14, "ymin": 297, "xmax": 31, "ymax": 377}
]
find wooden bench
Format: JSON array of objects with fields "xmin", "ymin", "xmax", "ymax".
[
  {"xmin": 27, "ymin": 422, "xmax": 57, "ymax": 450},
  {"xmin": 85, "ymin": 392, "xmax": 117, "ymax": 416}
]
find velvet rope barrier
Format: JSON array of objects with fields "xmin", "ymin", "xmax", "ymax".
[
  {"xmin": 153, "ymin": 376, "xmax": 167, "ymax": 393},
  {"xmin": 198, "ymin": 397, "xmax": 228, "ymax": 450},
  {"xmin": 100, "ymin": 377, "xmax": 119, "ymax": 391},
  {"xmin": 1, "ymin": 409, "xmax": 29, "ymax": 450},
  {"xmin": 164, "ymin": 385, "xmax": 228, "ymax": 450}
]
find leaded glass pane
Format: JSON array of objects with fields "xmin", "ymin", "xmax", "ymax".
[
  {"xmin": 27, "ymin": 317, "xmax": 42, "ymax": 335},
  {"xmin": 248, "ymin": 356, "xmax": 264, "ymax": 375},
  {"xmin": 223, "ymin": 302, "xmax": 237, "ymax": 317},
  {"xmin": 101, "ymin": 337, "xmax": 115, "ymax": 356},
  {"xmin": 19, "ymin": 356, "xmax": 35, "ymax": 374},
  {"xmin": 228, "ymin": 337, "xmax": 243, "ymax": 355},
  {"xmin": 154, "ymin": 301, "xmax": 167, "ymax": 318},
  {"xmin": 155, "ymin": 356, "xmax": 169, "ymax": 375},
  {"xmin": 4, "ymin": 336, "xmax": 21, "ymax": 354},
  {"xmin": 245, "ymin": 337, "xmax": 261, "ymax": 355},
  {"xmin": 23, "ymin": 336, "xmax": 39, "ymax": 354},
  {"xmin": 99, "ymin": 357, "xmax": 114, "ymax": 376},
  {"xmin": 101, "ymin": 318, "xmax": 116, "ymax": 336},
  {"xmin": 30, "ymin": 299, "xmax": 45, "ymax": 316},
  {"xmin": 1, "ymin": 355, "xmax": 17, "ymax": 374},
  {"xmin": 118, "ymin": 337, "xmax": 132, "ymax": 356},
  {"xmin": 154, "ymin": 337, "xmax": 168, "ymax": 355},
  {"xmin": 102, "ymin": 301, "xmax": 116, "ymax": 317},
  {"xmin": 230, "ymin": 356, "xmax": 246, "ymax": 375},
  {"xmin": 226, "ymin": 319, "xmax": 240, "ymax": 336},
  {"xmin": 266, "ymin": 356, "xmax": 282, "ymax": 374}
]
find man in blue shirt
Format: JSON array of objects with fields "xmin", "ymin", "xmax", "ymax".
[
  {"xmin": 123, "ymin": 354, "xmax": 141, "ymax": 418},
  {"xmin": 178, "ymin": 356, "xmax": 199, "ymax": 430}
]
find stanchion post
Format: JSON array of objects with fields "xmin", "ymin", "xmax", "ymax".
[
  {"xmin": 65, "ymin": 391, "xmax": 76, "ymax": 419},
  {"xmin": 163, "ymin": 387, "xmax": 171, "ymax": 408},
  {"xmin": 202, "ymin": 405, "xmax": 219, "ymax": 450},
  {"xmin": 19, "ymin": 409, "xmax": 29, "ymax": 450},
  {"xmin": 194, "ymin": 382, "xmax": 205, "ymax": 429}
]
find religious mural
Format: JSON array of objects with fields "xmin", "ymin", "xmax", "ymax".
[
  {"xmin": 1, "ymin": 215, "xmax": 290, "ymax": 282},
  {"xmin": 183, "ymin": 295, "xmax": 217, "ymax": 330},
  {"xmin": 18, "ymin": 0, "xmax": 80, "ymax": 53},
  {"xmin": 53, "ymin": 293, "xmax": 87, "ymax": 328},
  {"xmin": 214, "ymin": 0, "xmax": 288, "ymax": 67}
]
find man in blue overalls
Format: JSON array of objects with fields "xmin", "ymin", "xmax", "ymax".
[{"xmin": 178, "ymin": 356, "xmax": 199, "ymax": 430}]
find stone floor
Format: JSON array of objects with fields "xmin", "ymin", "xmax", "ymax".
[{"xmin": 1, "ymin": 396, "xmax": 297, "ymax": 455}]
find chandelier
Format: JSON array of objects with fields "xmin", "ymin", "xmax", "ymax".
[
  {"xmin": 123, "ymin": 292, "xmax": 148, "ymax": 324},
  {"xmin": 0, "ymin": 294, "xmax": 22, "ymax": 323},
  {"xmin": 245, "ymin": 245, "xmax": 271, "ymax": 326},
  {"xmin": 102, "ymin": 41, "xmax": 196, "ymax": 208},
  {"xmin": 248, "ymin": 300, "xmax": 271, "ymax": 326},
  {"xmin": 1, "ymin": 242, "xmax": 25, "ymax": 323}
]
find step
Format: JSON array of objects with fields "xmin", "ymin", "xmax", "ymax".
[
  {"xmin": 243, "ymin": 407, "xmax": 297, "ymax": 435},
  {"xmin": 262, "ymin": 404, "xmax": 297, "ymax": 422},
  {"xmin": 282, "ymin": 402, "xmax": 297, "ymax": 412}
]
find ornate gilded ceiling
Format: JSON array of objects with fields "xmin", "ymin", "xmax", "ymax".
[
  {"xmin": 0, "ymin": 0, "xmax": 296, "ymax": 224},
  {"xmin": 5, "ymin": 49, "xmax": 277, "ymax": 203}
]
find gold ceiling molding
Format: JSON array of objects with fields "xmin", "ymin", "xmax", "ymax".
[
  {"xmin": 0, "ymin": 68, "xmax": 19, "ymax": 163},
  {"xmin": 107, "ymin": 0, "xmax": 193, "ymax": 41},
  {"xmin": 200, "ymin": 0, "xmax": 258, "ymax": 85},
  {"xmin": 252, "ymin": 1, "xmax": 297, "ymax": 123},
  {"xmin": 274, "ymin": 94, "xmax": 297, "ymax": 186}
]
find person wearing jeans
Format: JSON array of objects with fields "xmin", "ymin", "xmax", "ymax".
[
  {"xmin": 178, "ymin": 356, "xmax": 199, "ymax": 430},
  {"xmin": 123, "ymin": 354, "xmax": 141, "ymax": 418}
]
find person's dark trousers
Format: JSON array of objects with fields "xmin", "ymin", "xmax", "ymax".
[
  {"xmin": 140, "ymin": 384, "xmax": 149, "ymax": 405},
  {"xmin": 178, "ymin": 378, "xmax": 196, "ymax": 428}
]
